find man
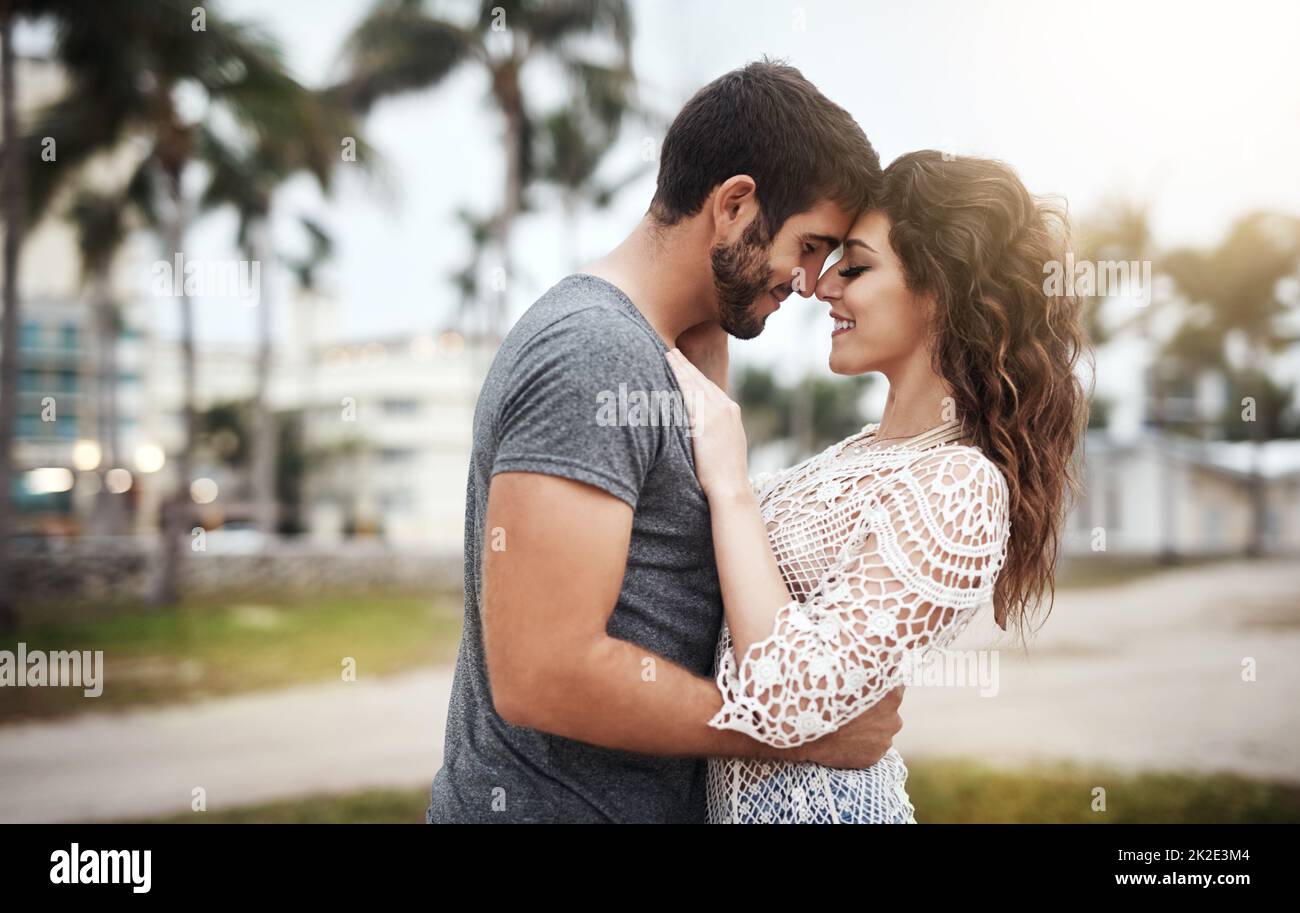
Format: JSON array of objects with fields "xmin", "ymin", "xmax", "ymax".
[{"xmin": 428, "ymin": 60, "xmax": 901, "ymax": 823}]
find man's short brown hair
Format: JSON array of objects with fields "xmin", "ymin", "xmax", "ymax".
[{"xmin": 650, "ymin": 59, "xmax": 881, "ymax": 237}]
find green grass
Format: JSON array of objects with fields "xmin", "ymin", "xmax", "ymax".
[
  {"xmin": 0, "ymin": 592, "xmax": 464, "ymax": 722},
  {"xmin": 0, "ymin": 556, "xmax": 1250, "ymax": 724},
  {"xmin": 905, "ymin": 758, "xmax": 1300, "ymax": 823},
  {"xmin": 145, "ymin": 788, "xmax": 430, "ymax": 824},
  {"xmin": 134, "ymin": 759, "xmax": 1300, "ymax": 824}
]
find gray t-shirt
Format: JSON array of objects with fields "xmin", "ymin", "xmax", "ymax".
[{"xmin": 427, "ymin": 274, "xmax": 723, "ymax": 823}]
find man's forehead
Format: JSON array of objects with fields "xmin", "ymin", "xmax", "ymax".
[{"xmin": 789, "ymin": 202, "xmax": 856, "ymax": 241}]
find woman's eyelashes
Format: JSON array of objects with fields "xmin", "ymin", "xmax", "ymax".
[{"xmin": 837, "ymin": 264, "xmax": 869, "ymax": 278}]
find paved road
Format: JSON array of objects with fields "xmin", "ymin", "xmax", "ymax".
[
  {"xmin": 1, "ymin": 559, "xmax": 1297, "ymax": 822},
  {"xmin": 0, "ymin": 667, "xmax": 452, "ymax": 823},
  {"xmin": 895, "ymin": 559, "xmax": 1300, "ymax": 784}
]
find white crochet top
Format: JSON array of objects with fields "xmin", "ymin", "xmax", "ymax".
[{"xmin": 705, "ymin": 420, "xmax": 1011, "ymax": 823}]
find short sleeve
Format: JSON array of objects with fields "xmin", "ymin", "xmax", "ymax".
[{"xmin": 492, "ymin": 309, "xmax": 673, "ymax": 508}]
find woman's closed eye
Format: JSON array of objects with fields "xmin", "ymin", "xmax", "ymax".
[{"xmin": 837, "ymin": 264, "xmax": 869, "ymax": 278}]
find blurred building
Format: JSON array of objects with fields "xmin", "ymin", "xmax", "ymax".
[
  {"xmin": 92, "ymin": 305, "xmax": 487, "ymax": 552},
  {"xmin": 1067, "ymin": 430, "xmax": 1300, "ymax": 557},
  {"xmin": 1, "ymin": 57, "xmax": 155, "ymax": 535},
  {"xmin": 291, "ymin": 326, "xmax": 486, "ymax": 551},
  {"xmin": 4, "ymin": 52, "xmax": 489, "ymax": 552}
]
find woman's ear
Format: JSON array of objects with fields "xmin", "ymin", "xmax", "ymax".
[{"xmin": 710, "ymin": 175, "xmax": 759, "ymax": 243}]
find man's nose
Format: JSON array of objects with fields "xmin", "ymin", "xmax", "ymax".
[{"xmin": 795, "ymin": 270, "xmax": 817, "ymax": 298}]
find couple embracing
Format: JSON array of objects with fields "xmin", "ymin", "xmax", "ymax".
[{"xmin": 428, "ymin": 60, "xmax": 1086, "ymax": 824}]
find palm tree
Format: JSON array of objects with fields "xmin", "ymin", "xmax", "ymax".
[
  {"xmin": 339, "ymin": 0, "xmax": 634, "ymax": 337},
  {"xmin": 20, "ymin": 0, "xmax": 363, "ymax": 603},
  {"xmin": 1164, "ymin": 212, "xmax": 1300, "ymax": 555},
  {"xmin": 198, "ymin": 95, "xmax": 366, "ymax": 536},
  {"xmin": 68, "ymin": 182, "xmax": 147, "ymax": 535},
  {"xmin": 534, "ymin": 99, "xmax": 648, "ymax": 270},
  {"xmin": 0, "ymin": 0, "xmax": 27, "ymax": 632},
  {"xmin": 1, "ymin": 0, "xmax": 109, "ymax": 630}
]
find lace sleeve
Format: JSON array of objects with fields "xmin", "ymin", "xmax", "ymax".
[
  {"xmin": 708, "ymin": 448, "xmax": 1011, "ymax": 748},
  {"xmin": 749, "ymin": 471, "xmax": 778, "ymax": 500}
]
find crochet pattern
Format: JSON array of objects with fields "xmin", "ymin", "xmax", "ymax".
[{"xmin": 706, "ymin": 423, "xmax": 1010, "ymax": 823}]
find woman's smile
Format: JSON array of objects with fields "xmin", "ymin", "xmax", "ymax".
[{"xmin": 830, "ymin": 310, "xmax": 857, "ymax": 337}]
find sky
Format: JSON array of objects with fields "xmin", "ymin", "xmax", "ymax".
[{"xmin": 24, "ymin": 0, "xmax": 1300, "ymax": 382}]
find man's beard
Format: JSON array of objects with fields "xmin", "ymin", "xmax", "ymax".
[{"xmin": 711, "ymin": 218, "xmax": 774, "ymax": 340}]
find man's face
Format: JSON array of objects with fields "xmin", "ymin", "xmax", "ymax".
[{"xmin": 711, "ymin": 198, "xmax": 855, "ymax": 339}]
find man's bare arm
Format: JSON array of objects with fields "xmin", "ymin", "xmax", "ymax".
[{"xmin": 482, "ymin": 472, "xmax": 902, "ymax": 766}]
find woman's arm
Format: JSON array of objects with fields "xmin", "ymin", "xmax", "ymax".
[
  {"xmin": 709, "ymin": 449, "xmax": 1010, "ymax": 748},
  {"xmin": 666, "ymin": 349, "xmax": 801, "ymax": 659},
  {"xmin": 706, "ymin": 488, "xmax": 796, "ymax": 660},
  {"xmin": 666, "ymin": 348, "xmax": 1010, "ymax": 748}
]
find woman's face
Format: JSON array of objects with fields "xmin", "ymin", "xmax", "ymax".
[{"xmin": 815, "ymin": 209, "xmax": 933, "ymax": 377}]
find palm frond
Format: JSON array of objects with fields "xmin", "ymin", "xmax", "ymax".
[{"xmin": 339, "ymin": 0, "xmax": 475, "ymax": 113}]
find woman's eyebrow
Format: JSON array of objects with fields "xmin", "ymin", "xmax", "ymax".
[{"xmin": 843, "ymin": 238, "xmax": 877, "ymax": 253}]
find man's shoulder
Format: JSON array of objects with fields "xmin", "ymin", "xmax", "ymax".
[{"xmin": 509, "ymin": 274, "xmax": 666, "ymax": 366}]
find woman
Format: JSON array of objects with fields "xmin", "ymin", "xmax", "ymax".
[{"xmin": 667, "ymin": 151, "xmax": 1088, "ymax": 823}]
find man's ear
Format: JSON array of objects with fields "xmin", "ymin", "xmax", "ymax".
[{"xmin": 710, "ymin": 175, "xmax": 759, "ymax": 243}]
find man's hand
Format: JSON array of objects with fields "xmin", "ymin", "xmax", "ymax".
[{"xmin": 794, "ymin": 686, "xmax": 905, "ymax": 769}]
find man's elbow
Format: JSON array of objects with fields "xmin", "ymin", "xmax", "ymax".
[
  {"xmin": 487, "ymin": 646, "xmax": 586, "ymax": 732},
  {"xmin": 490, "ymin": 667, "xmax": 542, "ymax": 729}
]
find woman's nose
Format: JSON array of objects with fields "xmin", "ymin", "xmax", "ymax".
[{"xmin": 815, "ymin": 271, "xmax": 840, "ymax": 301}]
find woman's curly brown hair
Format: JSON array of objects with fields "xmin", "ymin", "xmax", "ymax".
[{"xmin": 875, "ymin": 151, "xmax": 1089, "ymax": 635}]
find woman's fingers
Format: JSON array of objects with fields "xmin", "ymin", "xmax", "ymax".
[
  {"xmin": 665, "ymin": 349, "xmax": 697, "ymax": 395},
  {"xmin": 667, "ymin": 349, "xmax": 710, "ymax": 403},
  {"xmin": 666, "ymin": 348, "xmax": 698, "ymax": 381},
  {"xmin": 667, "ymin": 348, "xmax": 720, "ymax": 398},
  {"xmin": 665, "ymin": 350, "xmax": 704, "ymax": 427}
]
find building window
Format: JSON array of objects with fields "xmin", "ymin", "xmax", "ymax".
[
  {"xmin": 59, "ymin": 323, "xmax": 80, "ymax": 350},
  {"xmin": 380, "ymin": 398, "xmax": 421, "ymax": 416},
  {"xmin": 20, "ymin": 321, "xmax": 41, "ymax": 349}
]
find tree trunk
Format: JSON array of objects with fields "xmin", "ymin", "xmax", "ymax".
[
  {"xmin": 0, "ymin": 16, "xmax": 24, "ymax": 632},
  {"xmin": 562, "ymin": 193, "xmax": 579, "ymax": 272},
  {"xmin": 250, "ymin": 218, "xmax": 277, "ymax": 535},
  {"xmin": 1246, "ymin": 364, "xmax": 1267, "ymax": 558},
  {"xmin": 150, "ymin": 185, "xmax": 196, "ymax": 606},
  {"xmin": 1148, "ymin": 361, "xmax": 1178, "ymax": 565},
  {"xmin": 491, "ymin": 85, "xmax": 525, "ymax": 342},
  {"xmin": 89, "ymin": 270, "xmax": 124, "ymax": 535}
]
